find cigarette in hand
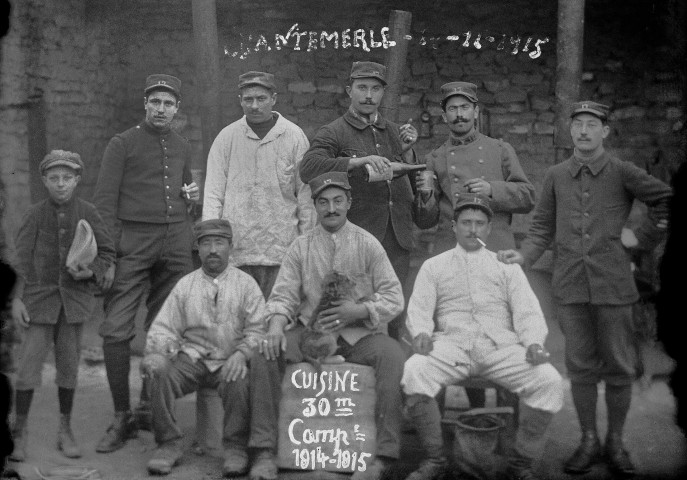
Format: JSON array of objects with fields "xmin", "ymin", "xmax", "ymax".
[
  {"xmin": 183, "ymin": 183, "xmax": 190, "ymax": 200},
  {"xmin": 476, "ymin": 237, "xmax": 487, "ymax": 247}
]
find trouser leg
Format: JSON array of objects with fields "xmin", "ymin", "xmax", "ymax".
[
  {"xmin": 380, "ymin": 223, "xmax": 410, "ymax": 341},
  {"xmin": 246, "ymin": 351, "xmax": 280, "ymax": 451},
  {"xmin": 605, "ymin": 384, "xmax": 631, "ymax": 438},
  {"xmin": 217, "ymin": 373, "xmax": 250, "ymax": 449},
  {"xmin": 146, "ymin": 221, "xmax": 193, "ymax": 331},
  {"xmin": 571, "ymin": 383, "xmax": 599, "ymax": 433},
  {"xmin": 53, "ymin": 312, "xmax": 82, "ymax": 390},
  {"xmin": 103, "ymin": 341, "xmax": 132, "ymax": 413},
  {"xmin": 142, "ymin": 352, "xmax": 205, "ymax": 445},
  {"xmin": 341, "ymin": 334, "xmax": 406, "ymax": 459},
  {"xmin": 406, "ymin": 394, "xmax": 446, "ymax": 463}
]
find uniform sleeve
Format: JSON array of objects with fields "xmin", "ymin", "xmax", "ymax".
[
  {"xmin": 489, "ymin": 141, "xmax": 536, "ymax": 214},
  {"xmin": 505, "ymin": 264, "xmax": 548, "ymax": 347},
  {"xmin": 293, "ymin": 129, "xmax": 316, "ymax": 234},
  {"xmin": 13, "ymin": 207, "xmax": 39, "ymax": 297},
  {"xmin": 520, "ymin": 167, "xmax": 557, "ymax": 267},
  {"xmin": 202, "ymin": 130, "xmax": 229, "ymax": 220},
  {"xmin": 405, "ymin": 261, "xmax": 437, "ymax": 338},
  {"xmin": 621, "ymin": 161, "xmax": 673, "ymax": 249},
  {"xmin": 299, "ymin": 125, "xmax": 351, "ymax": 184},
  {"xmin": 94, "ymin": 136, "xmax": 126, "ymax": 239},
  {"xmin": 362, "ymin": 241, "xmax": 404, "ymax": 329},
  {"xmin": 235, "ymin": 278, "xmax": 268, "ymax": 360},
  {"xmin": 145, "ymin": 284, "xmax": 185, "ymax": 356},
  {"xmin": 265, "ymin": 242, "xmax": 305, "ymax": 326},
  {"xmin": 85, "ymin": 203, "xmax": 116, "ymax": 283}
]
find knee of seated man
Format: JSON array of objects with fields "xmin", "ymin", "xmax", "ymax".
[
  {"xmin": 141, "ymin": 353, "xmax": 170, "ymax": 377},
  {"xmin": 531, "ymin": 364, "xmax": 565, "ymax": 409},
  {"xmin": 373, "ymin": 336, "xmax": 407, "ymax": 370},
  {"xmin": 401, "ymin": 353, "xmax": 433, "ymax": 381}
]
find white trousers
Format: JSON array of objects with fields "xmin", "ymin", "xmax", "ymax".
[{"xmin": 402, "ymin": 337, "xmax": 564, "ymax": 413}]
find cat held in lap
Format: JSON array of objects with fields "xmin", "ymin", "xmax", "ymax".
[{"xmin": 300, "ymin": 272, "xmax": 364, "ymax": 369}]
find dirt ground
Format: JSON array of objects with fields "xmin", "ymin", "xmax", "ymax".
[
  {"xmin": 5, "ymin": 341, "xmax": 687, "ymax": 479},
  {"xmin": 5, "ymin": 282, "xmax": 687, "ymax": 480}
]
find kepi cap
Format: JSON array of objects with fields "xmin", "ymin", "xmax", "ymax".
[
  {"xmin": 454, "ymin": 193, "xmax": 493, "ymax": 218},
  {"xmin": 144, "ymin": 74, "xmax": 181, "ymax": 99},
  {"xmin": 238, "ymin": 71, "xmax": 276, "ymax": 91},
  {"xmin": 349, "ymin": 61, "xmax": 387, "ymax": 85},
  {"xmin": 570, "ymin": 101, "xmax": 609, "ymax": 121},
  {"xmin": 309, "ymin": 172, "xmax": 351, "ymax": 199},
  {"xmin": 40, "ymin": 150, "xmax": 84, "ymax": 174},
  {"xmin": 194, "ymin": 219, "xmax": 233, "ymax": 241},
  {"xmin": 441, "ymin": 82, "xmax": 479, "ymax": 106}
]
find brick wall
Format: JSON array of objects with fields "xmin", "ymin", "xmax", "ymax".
[{"xmin": 1, "ymin": 0, "xmax": 684, "ymax": 257}]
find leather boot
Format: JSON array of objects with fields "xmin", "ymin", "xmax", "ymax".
[
  {"xmin": 404, "ymin": 395, "xmax": 447, "ymax": 480},
  {"xmin": 605, "ymin": 432, "xmax": 635, "ymax": 476},
  {"xmin": 96, "ymin": 411, "xmax": 137, "ymax": 453},
  {"xmin": 9, "ymin": 414, "xmax": 28, "ymax": 462},
  {"xmin": 563, "ymin": 430, "xmax": 601, "ymax": 474},
  {"xmin": 57, "ymin": 414, "xmax": 82, "ymax": 458}
]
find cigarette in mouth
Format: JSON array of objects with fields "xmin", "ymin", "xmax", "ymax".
[{"xmin": 476, "ymin": 237, "xmax": 487, "ymax": 247}]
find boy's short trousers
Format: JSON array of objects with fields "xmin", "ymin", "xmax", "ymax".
[{"xmin": 15, "ymin": 309, "xmax": 84, "ymax": 390}]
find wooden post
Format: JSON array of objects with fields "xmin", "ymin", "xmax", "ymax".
[
  {"xmin": 191, "ymin": 0, "xmax": 222, "ymax": 171},
  {"xmin": 379, "ymin": 10, "xmax": 412, "ymax": 123},
  {"xmin": 191, "ymin": 0, "xmax": 222, "ymax": 445},
  {"xmin": 554, "ymin": 0, "xmax": 585, "ymax": 163},
  {"xmin": 27, "ymin": 90, "xmax": 47, "ymax": 204}
]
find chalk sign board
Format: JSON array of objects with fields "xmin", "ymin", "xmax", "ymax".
[{"xmin": 277, "ymin": 362, "xmax": 377, "ymax": 473}]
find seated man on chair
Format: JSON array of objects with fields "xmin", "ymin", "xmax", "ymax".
[
  {"xmin": 401, "ymin": 194, "xmax": 564, "ymax": 480},
  {"xmin": 142, "ymin": 219, "xmax": 280, "ymax": 480},
  {"xmin": 260, "ymin": 171, "xmax": 406, "ymax": 480}
]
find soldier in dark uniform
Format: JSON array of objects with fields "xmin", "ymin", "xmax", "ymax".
[
  {"xmin": 93, "ymin": 74, "xmax": 200, "ymax": 453},
  {"xmin": 500, "ymin": 101, "xmax": 672, "ymax": 476},
  {"xmin": 299, "ymin": 61, "xmax": 429, "ymax": 340}
]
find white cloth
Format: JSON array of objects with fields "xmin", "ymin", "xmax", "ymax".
[
  {"xmin": 402, "ymin": 338, "xmax": 564, "ymax": 413},
  {"xmin": 402, "ymin": 243, "xmax": 563, "ymax": 412},
  {"xmin": 265, "ymin": 221, "xmax": 403, "ymax": 346},
  {"xmin": 145, "ymin": 267, "xmax": 267, "ymax": 372},
  {"xmin": 406, "ymin": 242, "xmax": 548, "ymax": 365},
  {"xmin": 202, "ymin": 113, "xmax": 315, "ymax": 267}
]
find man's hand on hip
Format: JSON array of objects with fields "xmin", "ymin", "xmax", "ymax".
[{"xmin": 412, "ymin": 332, "xmax": 433, "ymax": 355}]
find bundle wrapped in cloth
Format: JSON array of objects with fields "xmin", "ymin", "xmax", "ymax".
[{"xmin": 66, "ymin": 219, "xmax": 97, "ymax": 271}]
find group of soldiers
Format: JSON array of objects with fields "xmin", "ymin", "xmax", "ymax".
[{"xmin": 7, "ymin": 59, "xmax": 672, "ymax": 480}]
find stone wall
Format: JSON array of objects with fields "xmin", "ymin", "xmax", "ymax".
[{"xmin": 1, "ymin": 0, "xmax": 684, "ymax": 258}]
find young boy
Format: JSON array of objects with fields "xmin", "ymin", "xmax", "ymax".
[{"xmin": 9, "ymin": 150, "xmax": 115, "ymax": 461}]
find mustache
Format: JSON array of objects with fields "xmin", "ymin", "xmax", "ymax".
[
  {"xmin": 452, "ymin": 118, "xmax": 469, "ymax": 124},
  {"xmin": 324, "ymin": 212, "xmax": 340, "ymax": 217},
  {"xmin": 361, "ymin": 100, "xmax": 376, "ymax": 105}
]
